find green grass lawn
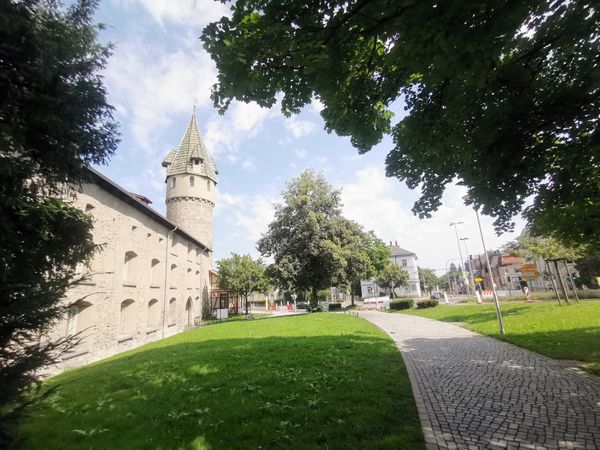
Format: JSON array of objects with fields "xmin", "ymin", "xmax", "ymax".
[
  {"xmin": 400, "ymin": 301, "xmax": 600, "ymax": 375},
  {"xmin": 20, "ymin": 314, "xmax": 424, "ymax": 450}
]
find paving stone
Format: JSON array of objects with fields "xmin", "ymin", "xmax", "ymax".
[{"xmin": 359, "ymin": 311, "xmax": 600, "ymax": 450}]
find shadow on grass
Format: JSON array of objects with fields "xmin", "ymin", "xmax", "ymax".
[{"xmin": 20, "ymin": 332, "xmax": 424, "ymax": 450}]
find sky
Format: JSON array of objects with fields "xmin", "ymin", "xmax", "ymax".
[{"xmin": 94, "ymin": 0, "xmax": 526, "ymax": 274}]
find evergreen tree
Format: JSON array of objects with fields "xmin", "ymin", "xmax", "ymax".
[{"xmin": 0, "ymin": 0, "xmax": 118, "ymax": 444}]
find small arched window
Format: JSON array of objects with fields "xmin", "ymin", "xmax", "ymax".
[
  {"xmin": 168, "ymin": 298, "xmax": 177, "ymax": 326},
  {"xmin": 187, "ymin": 268, "xmax": 192, "ymax": 289},
  {"xmin": 120, "ymin": 299, "xmax": 136, "ymax": 336},
  {"xmin": 150, "ymin": 259, "xmax": 160, "ymax": 285},
  {"xmin": 189, "ymin": 176, "xmax": 195, "ymax": 187},
  {"xmin": 170, "ymin": 264, "xmax": 177, "ymax": 288},
  {"xmin": 171, "ymin": 177, "xmax": 176, "ymax": 188},
  {"xmin": 123, "ymin": 251, "xmax": 137, "ymax": 284},
  {"xmin": 147, "ymin": 299, "xmax": 160, "ymax": 329},
  {"xmin": 207, "ymin": 180, "xmax": 211, "ymax": 191}
]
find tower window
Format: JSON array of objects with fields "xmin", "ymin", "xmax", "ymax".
[
  {"xmin": 207, "ymin": 180, "xmax": 211, "ymax": 191},
  {"xmin": 189, "ymin": 176, "xmax": 194, "ymax": 187},
  {"xmin": 171, "ymin": 178, "xmax": 176, "ymax": 188}
]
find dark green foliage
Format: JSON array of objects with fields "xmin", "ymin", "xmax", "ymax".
[
  {"xmin": 258, "ymin": 170, "xmax": 385, "ymax": 307},
  {"xmin": 416, "ymin": 300, "xmax": 439, "ymax": 309},
  {"xmin": 389, "ymin": 299, "xmax": 414, "ymax": 310},
  {"xmin": 0, "ymin": 0, "xmax": 117, "ymax": 444},
  {"xmin": 217, "ymin": 253, "xmax": 269, "ymax": 314},
  {"xmin": 376, "ymin": 263, "xmax": 409, "ymax": 298},
  {"xmin": 328, "ymin": 302, "xmax": 342, "ymax": 311},
  {"xmin": 202, "ymin": 0, "xmax": 600, "ymax": 247}
]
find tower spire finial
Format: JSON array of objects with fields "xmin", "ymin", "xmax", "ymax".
[{"xmin": 193, "ymin": 99, "xmax": 197, "ymax": 115}]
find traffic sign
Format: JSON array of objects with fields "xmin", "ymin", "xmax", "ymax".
[
  {"xmin": 521, "ymin": 263, "xmax": 537, "ymax": 272},
  {"xmin": 474, "ymin": 277, "xmax": 483, "ymax": 283}
]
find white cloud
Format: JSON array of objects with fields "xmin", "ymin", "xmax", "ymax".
[
  {"xmin": 340, "ymin": 165, "xmax": 526, "ymax": 271},
  {"xmin": 104, "ymin": 34, "xmax": 217, "ymax": 151},
  {"xmin": 285, "ymin": 117, "xmax": 316, "ymax": 138},
  {"xmin": 204, "ymin": 101, "xmax": 275, "ymax": 160},
  {"xmin": 215, "ymin": 191, "xmax": 278, "ymax": 259},
  {"xmin": 295, "ymin": 148, "xmax": 307, "ymax": 159},
  {"xmin": 117, "ymin": 0, "xmax": 230, "ymax": 26}
]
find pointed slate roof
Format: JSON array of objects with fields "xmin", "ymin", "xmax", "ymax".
[{"xmin": 162, "ymin": 114, "xmax": 218, "ymax": 182}]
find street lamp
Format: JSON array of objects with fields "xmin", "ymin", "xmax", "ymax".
[
  {"xmin": 460, "ymin": 237, "xmax": 480, "ymax": 303},
  {"xmin": 449, "ymin": 221, "xmax": 472, "ymax": 298},
  {"xmin": 469, "ymin": 201, "xmax": 505, "ymax": 335}
]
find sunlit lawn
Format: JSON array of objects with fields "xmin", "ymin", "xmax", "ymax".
[
  {"xmin": 399, "ymin": 301, "xmax": 600, "ymax": 375},
  {"xmin": 20, "ymin": 314, "xmax": 424, "ymax": 449}
]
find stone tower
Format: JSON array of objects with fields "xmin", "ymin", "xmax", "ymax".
[{"xmin": 162, "ymin": 114, "xmax": 217, "ymax": 249}]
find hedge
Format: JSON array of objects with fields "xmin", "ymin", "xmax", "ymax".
[
  {"xmin": 416, "ymin": 299, "xmax": 439, "ymax": 309},
  {"xmin": 328, "ymin": 303, "xmax": 342, "ymax": 311},
  {"xmin": 389, "ymin": 299, "xmax": 414, "ymax": 310}
]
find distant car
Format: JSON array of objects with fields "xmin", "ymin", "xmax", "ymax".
[
  {"xmin": 431, "ymin": 292, "xmax": 442, "ymax": 299},
  {"xmin": 296, "ymin": 302, "xmax": 308, "ymax": 310}
]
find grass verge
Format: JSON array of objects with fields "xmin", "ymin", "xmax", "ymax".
[
  {"xmin": 399, "ymin": 301, "xmax": 600, "ymax": 375},
  {"xmin": 20, "ymin": 314, "xmax": 424, "ymax": 450}
]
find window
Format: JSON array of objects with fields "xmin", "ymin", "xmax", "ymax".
[
  {"xmin": 187, "ymin": 268, "xmax": 192, "ymax": 289},
  {"xmin": 207, "ymin": 180, "xmax": 210, "ymax": 191},
  {"xmin": 150, "ymin": 259, "xmax": 160, "ymax": 286},
  {"xmin": 171, "ymin": 177, "xmax": 176, "ymax": 188},
  {"xmin": 189, "ymin": 176, "xmax": 195, "ymax": 187},
  {"xmin": 120, "ymin": 299, "xmax": 136, "ymax": 337},
  {"xmin": 168, "ymin": 298, "xmax": 177, "ymax": 326},
  {"xmin": 187, "ymin": 244, "xmax": 192, "ymax": 261},
  {"xmin": 170, "ymin": 264, "xmax": 177, "ymax": 288},
  {"xmin": 185, "ymin": 298, "xmax": 193, "ymax": 327},
  {"xmin": 401, "ymin": 259, "xmax": 407, "ymax": 267},
  {"xmin": 65, "ymin": 301, "xmax": 93, "ymax": 354},
  {"xmin": 123, "ymin": 251, "xmax": 137, "ymax": 285},
  {"xmin": 147, "ymin": 299, "xmax": 160, "ymax": 329}
]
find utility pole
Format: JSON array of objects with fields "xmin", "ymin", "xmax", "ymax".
[
  {"xmin": 474, "ymin": 207, "xmax": 505, "ymax": 336},
  {"xmin": 450, "ymin": 221, "xmax": 472, "ymax": 298},
  {"xmin": 460, "ymin": 237, "xmax": 480, "ymax": 303}
]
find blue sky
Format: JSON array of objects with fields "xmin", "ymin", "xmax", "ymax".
[{"xmin": 94, "ymin": 0, "xmax": 526, "ymax": 273}]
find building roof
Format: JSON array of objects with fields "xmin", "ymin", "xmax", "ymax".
[
  {"xmin": 161, "ymin": 114, "xmax": 218, "ymax": 182},
  {"xmin": 85, "ymin": 166, "xmax": 211, "ymax": 253},
  {"xmin": 389, "ymin": 245, "xmax": 417, "ymax": 257}
]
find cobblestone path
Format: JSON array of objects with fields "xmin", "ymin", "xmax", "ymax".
[{"xmin": 359, "ymin": 311, "xmax": 600, "ymax": 450}]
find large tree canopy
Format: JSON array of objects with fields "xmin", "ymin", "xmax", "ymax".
[
  {"xmin": 0, "ymin": 0, "xmax": 117, "ymax": 443},
  {"xmin": 202, "ymin": 0, "xmax": 600, "ymax": 246},
  {"xmin": 257, "ymin": 170, "xmax": 380, "ymax": 306}
]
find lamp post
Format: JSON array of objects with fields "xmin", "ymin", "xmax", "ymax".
[
  {"xmin": 449, "ymin": 221, "xmax": 472, "ymax": 298},
  {"xmin": 472, "ymin": 205, "xmax": 505, "ymax": 335},
  {"xmin": 460, "ymin": 237, "xmax": 480, "ymax": 303}
]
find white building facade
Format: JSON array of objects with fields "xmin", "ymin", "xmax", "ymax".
[{"xmin": 361, "ymin": 243, "xmax": 422, "ymax": 298}]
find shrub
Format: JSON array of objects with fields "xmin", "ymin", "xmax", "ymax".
[
  {"xmin": 416, "ymin": 299, "xmax": 439, "ymax": 309},
  {"xmin": 328, "ymin": 303, "xmax": 342, "ymax": 311},
  {"xmin": 389, "ymin": 299, "xmax": 414, "ymax": 310}
]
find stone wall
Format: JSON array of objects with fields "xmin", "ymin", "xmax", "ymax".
[{"xmin": 45, "ymin": 181, "xmax": 211, "ymax": 373}]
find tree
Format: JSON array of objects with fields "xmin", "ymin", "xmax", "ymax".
[
  {"xmin": 376, "ymin": 263, "xmax": 409, "ymax": 299},
  {"xmin": 0, "ymin": 0, "xmax": 117, "ymax": 444},
  {"xmin": 257, "ymin": 170, "xmax": 364, "ymax": 307},
  {"xmin": 418, "ymin": 267, "xmax": 439, "ymax": 295},
  {"xmin": 202, "ymin": 1, "xmax": 600, "ymax": 247},
  {"xmin": 343, "ymin": 229, "xmax": 390, "ymax": 305},
  {"xmin": 574, "ymin": 252, "xmax": 600, "ymax": 289},
  {"xmin": 504, "ymin": 235, "xmax": 586, "ymax": 302},
  {"xmin": 217, "ymin": 254, "xmax": 269, "ymax": 315}
]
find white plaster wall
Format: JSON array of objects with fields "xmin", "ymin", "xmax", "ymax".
[{"xmin": 47, "ymin": 182, "xmax": 211, "ymax": 372}]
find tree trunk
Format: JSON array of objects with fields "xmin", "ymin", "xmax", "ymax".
[
  {"xmin": 311, "ymin": 286, "xmax": 318, "ymax": 308},
  {"xmin": 245, "ymin": 294, "xmax": 249, "ymax": 315},
  {"xmin": 545, "ymin": 260, "xmax": 562, "ymax": 305},
  {"xmin": 553, "ymin": 260, "xmax": 570, "ymax": 304},
  {"xmin": 563, "ymin": 259, "xmax": 579, "ymax": 303}
]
